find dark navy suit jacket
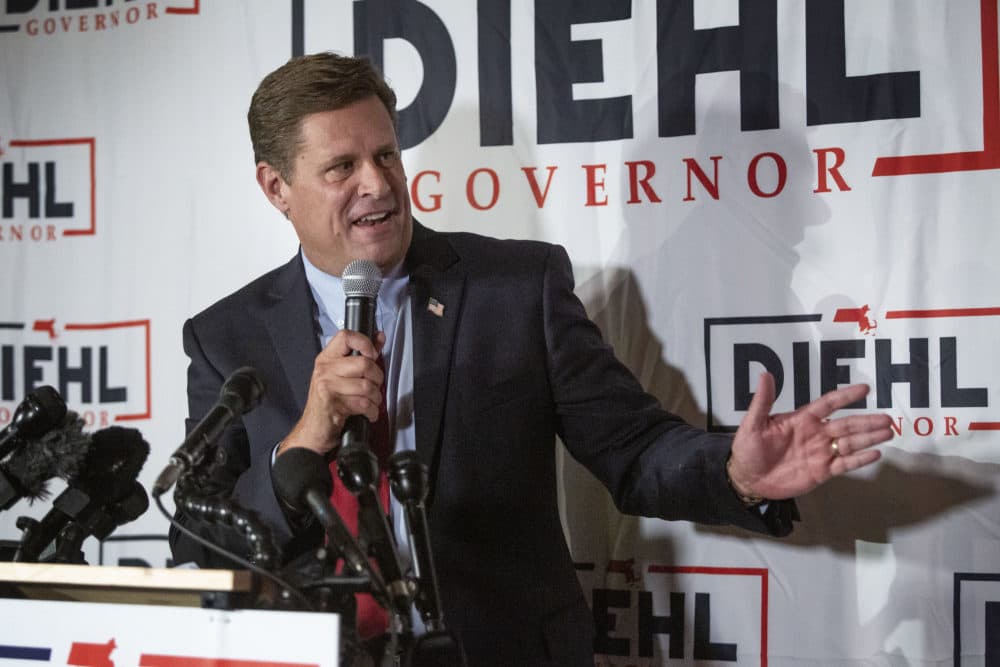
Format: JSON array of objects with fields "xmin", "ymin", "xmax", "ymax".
[{"xmin": 170, "ymin": 222, "xmax": 796, "ymax": 666}]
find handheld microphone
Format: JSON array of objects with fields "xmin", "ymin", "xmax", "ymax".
[
  {"xmin": 343, "ymin": 258, "xmax": 382, "ymax": 338},
  {"xmin": 14, "ymin": 426, "xmax": 150, "ymax": 563},
  {"xmin": 272, "ymin": 447, "xmax": 387, "ymax": 600},
  {"xmin": 389, "ymin": 450, "xmax": 445, "ymax": 632},
  {"xmin": 0, "ymin": 411, "xmax": 88, "ymax": 511},
  {"xmin": 152, "ymin": 366, "xmax": 264, "ymax": 497},
  {"xmin": 0, "ymin": 386, "xmax": 67, "ymax": 460},
  {"xmin": 340, "ymin": 258, "xmax": 382, "ymax": 454},
  {"xmin": 336, "ymin": 259, "xmax": 411, "ymax": 618}
]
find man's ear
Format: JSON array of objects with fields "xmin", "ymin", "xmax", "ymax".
[{"xmin": 256, "ymin": 162, "xmax": 290, "ymax": 216}]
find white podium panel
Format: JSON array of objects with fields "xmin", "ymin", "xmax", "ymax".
[{"xmin": 0, "ymin": 598, "xmax": 339, "ymax": 667}]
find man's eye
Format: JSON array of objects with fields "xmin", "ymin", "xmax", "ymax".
[
  {"xmin": 327, "ymin": 162, "xmax": 353, "ymax": 180},
  {"xmin": 378, "ymin": 151, "xmax": 399, "ymax": 166}
]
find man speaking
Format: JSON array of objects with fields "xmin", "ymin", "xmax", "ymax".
[{"xmin": 170, "ymin": 52, "xmax": 894, "ymax": 666}]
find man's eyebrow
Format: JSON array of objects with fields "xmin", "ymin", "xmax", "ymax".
[{"xmin": 319, "ymin": 151, "xmax": 356, "ymax": 166}]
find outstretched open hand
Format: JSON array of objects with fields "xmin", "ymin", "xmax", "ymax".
[{"xmin": 727, "ymin": 372, "xmax": 895, "ymax": 501}]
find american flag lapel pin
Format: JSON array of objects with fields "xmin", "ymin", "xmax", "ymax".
[{"xmin": 427, "ymin": 297, "xmax": 445, "ymax": 317}]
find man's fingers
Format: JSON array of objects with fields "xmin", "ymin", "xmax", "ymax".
[
  {"xmin": 829, "ymin": 425, "xmax": 895, "ymax": 457},
  {"xmin": 830, "ymin": 447, "xmax": 881, "ymax": 475},
  {"xmin": 320, "ymin": 328, "xmax": 382, "ymax": 360},
  {"xmin": 315, "ymin": 354, "xmax": 384, "ymax": 383},
  {"xmin": 294, "ymin": 329, "xmax": 386, "ymax": 446},
  {"xmin": 805, "ymin": 383, "xmax": 870, "ymax": 419},
  {"xmin": 825, "ymin": 413, "xmax": 894, "ymax": 452},
  {"xmin": 825, "ymin": 412, "xmax": 892, "ymax": 475},
  {"xmin": 745, "ymin": 372, "xmax": 776, "ymax": 429},
  {"xmin": 826, "ymin": 413, "xmax": 894, "ymax": 440},
  {"xmin": 337, "ymin": 392, "xmax": 382, "ymax": 423}
]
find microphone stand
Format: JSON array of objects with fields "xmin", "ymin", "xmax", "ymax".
[
  {"xmin": 172, "ymin": 446, "xmax": 282, "ymax": 572},
  {"xmin": 13, "ymin": 486, "xmax": 93, "ymax": 562},
  {"xmin": 174, "ymin": 435, "xmax": 374, "ymax": 643},
  {"xmin": 47, "ymin": 482, "xmax": 148, "ymax": 564},
  {"xmin": 336, "ymin": 438, "xmax": 415, "ymax": 667},
  {"xmin": 388, "ymin": 451, "xmax": 467, "ymax": 667},
  {"xmin": 337, "ymin": 443, "xmax": 413, "ymax": 604}
]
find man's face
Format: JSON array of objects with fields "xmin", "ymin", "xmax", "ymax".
[{"xmin": 266, "ymin": 95, "xmax": 413, "ymax": 276}]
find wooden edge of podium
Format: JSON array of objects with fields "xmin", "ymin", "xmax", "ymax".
[{"xmin": 0, "ymin": 562, "xmax": 256, "ymax": 608}]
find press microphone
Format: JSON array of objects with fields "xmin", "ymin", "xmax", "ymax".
[
  {"xmin": 15, "ymin": 426, "xmax": 150, "ymax": 563},
  {"xmin": 389, "ymin": 450, "xmax": 445, "ymax": 632},
  {"xmin": 51, "ymin": 480, "xmax": 149, "ymax": 563},
  {"xmin": 336, "ymin": 450, "xmax": 410, "ymax": 623},
  {"xmin": 272, "ymin": 447, "xmax": 387, "ymax": 600},
  {"xmin": 391, "ymin": 452, "xmax": 467, "ymax": 667},
  {"xmin": 152, "ymin": 366, "xmax": 264, "ymax": 497},
  {"xmin": 0, "ymin": 386, "xmax": 67, "ymax": 460},
  {"xmin": 0, "ymin": 411, "xmax": 88, "ymax": 511}
]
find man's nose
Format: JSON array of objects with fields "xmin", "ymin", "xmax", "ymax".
[{"xmin": 356, "ymin": 160, "xmax": 391, "ymax": 197}]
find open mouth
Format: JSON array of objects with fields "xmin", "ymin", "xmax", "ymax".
[{"xmin": 353, "ymin": 210, "xmax": 394, "ymax": 227}]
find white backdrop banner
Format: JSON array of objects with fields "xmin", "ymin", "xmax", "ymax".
[{"xmin": 2, "ymin": 1, "xmax": 999, "ymax": 664}]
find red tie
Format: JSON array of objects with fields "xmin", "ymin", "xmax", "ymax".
[{"xmin": 328, "ymin": 356, "xmax": 392, "ymax": 640}]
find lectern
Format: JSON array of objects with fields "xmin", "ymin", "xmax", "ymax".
[{"xmin": 0, "ymin": 563, "xmax": 340, "ymax": 666}]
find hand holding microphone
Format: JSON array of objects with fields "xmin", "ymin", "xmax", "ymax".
[
  {"xmin": 282, "ymin": 257, "xmax": 385, "ymax": 459},
  {"xmin": 281, "ymin": 329, "xmax": 385, "ymax": 458},
  {"xmin": 279, "ymin": 258, "xmax": 387, "ymax": 468}
]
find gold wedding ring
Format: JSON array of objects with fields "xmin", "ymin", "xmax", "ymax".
[{"xmin": 830, "ymin": 440, "xmax": 840, "ymax": 457}]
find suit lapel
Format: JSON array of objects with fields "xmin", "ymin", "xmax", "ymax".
[
  {"xmin": 406, "ymin": 223, "xmax": 463, "ymax": 481},
  {"xmin": 261, "ymin": 253, "xmax": 320, "ymax": 412}
]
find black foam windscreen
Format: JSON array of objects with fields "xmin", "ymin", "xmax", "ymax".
[{"xmin": 272, "ymin": 447, "xmax": 333, "ymax": 514}]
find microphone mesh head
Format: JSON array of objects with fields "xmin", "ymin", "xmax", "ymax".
[
  {"xmin": 342, "ymin": 259, "xmax": 383, "ymax": 299},
  {"xmin": 221, "ymin": 366, "xmax": 265, "ymax": 414}
]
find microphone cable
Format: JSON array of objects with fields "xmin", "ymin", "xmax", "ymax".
[{"xmin": 152, "ymin": 492, "xmax": 314, "ymax": 611}]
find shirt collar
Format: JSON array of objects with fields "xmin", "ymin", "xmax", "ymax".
[{"xmin": 300, "ymin": 248, "xmax": 409, "ymax": 337}]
